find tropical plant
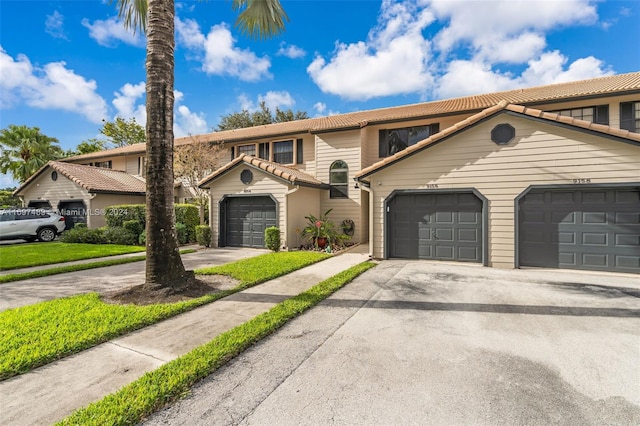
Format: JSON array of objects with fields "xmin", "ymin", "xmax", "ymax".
[
  {"xmin": 301, "ymin": 209, "xmax": 347, "ymax": 248},
  {"xmin": 0, "ymin": 125, "xmax": 64, "ymax": 183},
  {"xmin": 115, "ymin": 0, "xmax": 289, "ymax": 292}
]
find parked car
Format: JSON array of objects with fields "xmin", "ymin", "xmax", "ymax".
[{"xmin": 0, "ymin": 208, "xmax": 66, "ymax": 242}]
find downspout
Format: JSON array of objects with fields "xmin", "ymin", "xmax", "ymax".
[
  {"xmin": 285, "ymin": 185, "xmax": 300, "ymax": 251},
  {"xmin": 88, "ymin": 192, "xmax": 98, "ymax": 228},
  {"xmin": 359, "ymin": 182, "xmax": 374, "ymax": 259}
]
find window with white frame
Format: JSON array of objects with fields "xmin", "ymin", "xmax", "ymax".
[
  {"xmin": 273, "ymin": 140, "xmax": 293, "ymax": 164},
  {"xmin": 330, "ymin": 160, "xmax": 349, "ymax": 199},
  {"xmin": 237, "ymin": 144, "xmax": 256, "ymax": 156},
  {"xmin": 232, "ymin": 139, "xmax": 302, "ymax": 165}
]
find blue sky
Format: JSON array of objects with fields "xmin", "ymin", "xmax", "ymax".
[{"xmin": 1, "ymin": 0, "xmax": 639, "ymax": 188}]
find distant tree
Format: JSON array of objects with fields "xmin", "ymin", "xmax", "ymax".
[
  {"xmin": 0, "ymin": 125, "xmax": 64, "ymax": 183},
  {"xmin": 100, "ymin": 117, "xmax": 146, "ymax": 147},
  {"xmin": 65, "ymin": 138, "xmax": 109, "ymax": 157},
  {"xmin": 0, "ymin": 188, "xmax": 20, "ymax": 207},
  {"xmin": 174, "ymin": 139, "xmax": 226, "ymax": 219},
  {"xmin": 216, "ymin": 101, "xmax": 308, "ymax": 131}
]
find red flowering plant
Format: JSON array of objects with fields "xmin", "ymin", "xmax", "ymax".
[{"xmin": 301, "ymin": 209, "xmax": 347, "ymax": 249}]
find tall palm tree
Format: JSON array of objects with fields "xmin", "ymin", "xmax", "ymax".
[
  {"xmin": 116, "ymin": 0, "xmax": 288, "ymax": 291},
  {"xmin": 0, "ymin": 125, "xmax": 63, "ymax": 183}
]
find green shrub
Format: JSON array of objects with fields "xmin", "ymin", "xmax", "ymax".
[
  {"xmin": 103, "ymin": 227, "xmax": 138, "ymax": 246},
  {"xmin": 105, "ymin": 205, "xmax": 145, "ymax": 229},
  {"xmin": 122, "ymin": 219, "xmax": 143, "ymax": 237},
  {"xmin": 175, "ymin": 222, "xmax": 188, "ymax": 245},
  {"xmin": 265, "ymin": 226, "xmax": 280, "ymax": 252},
  {"xmin": 175, "ymin": 204, "xmax": 199, "ymax": 242},
  {"xmin": 195, "ymin": 225, "xmax": 211, "ymax": 247},
  {"xmin": 73, "ymin": 223, "xmax": 87, "ymax": 229},
  {"xmin": 138, "ymin": 232, "xmax": 146, "ymax": 246},
  {"xmin": 60, "ymin": 227, "xmax": 106, "ymax": 244}
]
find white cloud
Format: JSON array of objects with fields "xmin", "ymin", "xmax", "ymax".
[
  {"xmin": 176, "ymin": 18, "xmax": 272, "ymax": 81},
  {"xmin": 113, "ymin": 82, "xmax": 146, "ymax": 123},
  {"xmin": 45, "ymin": 10, "xmax": 68, "ymax": 40},
  {"xmin": 436, "ymin": 51, "xmax": 613, "ymax": 99},
  {"xmin": 237, "ymin": 91, "xmax": 296, "ymax": 112},
  {"xmin": 111, "ymin": 82, "xmax": 209, "ymax": 137},
  {"xmin": 0, "ymin": 46, "xmax": 108, "ymax": 123},
  {"xmin": 82, "ymin": 17, "xmax": 144, "ymax": 47},
  {"xmin": 309, "ymin": 0, "xmax": 610, "ymax": 101},
  {"xmin": 308, "ymin": 0, "xmax": 435, "ymax": 100},
  {"xmin": 314, "ymin": 102, "xmax": 326, "ymax": 114},
  {"xmin": 277, "ymin": 42, "xmax": 306, "ymax": 59}
]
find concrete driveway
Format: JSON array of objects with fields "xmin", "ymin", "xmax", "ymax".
[
  {"xmin": 146, "ymin": 260, "xmax": 640, "ymax": 426},
  {"xmin": 0, "ymin": 247, "xmax": 267, "ymax": 311}
]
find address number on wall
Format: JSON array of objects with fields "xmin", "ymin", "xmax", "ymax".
[{"xmin": 572, "ymin": 178, "xmax": 592, "ymax": 184}]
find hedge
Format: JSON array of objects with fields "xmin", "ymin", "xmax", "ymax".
[{"xmin": 105, "ymin": 204, "xmax": 200, "ymax": 243}]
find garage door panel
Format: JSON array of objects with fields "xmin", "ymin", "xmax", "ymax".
[
  {"xmin": 519, "ymin": 187, "xmax": 640, "ymax": 273},
  {"xmin": 224, "ymin": 196, "xmax": 276, "ymax": 248},
  {"xmin": 388, "ymin": 192, "xmax": 483, "ymax": 263}
]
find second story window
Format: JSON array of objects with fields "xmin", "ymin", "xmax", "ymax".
[
  {"xmin": 330, "ymin": 160, "xmax": 349, "ymax": 199},
  {"xmin": 92, "ymin": 161, "xmax": 112, "ymax": 169},
  {"xmin": 273, "ymin": 140, "xmax": 293, "ymax": 164},
  {"xmin": 237, "ymin": 144, "xmax": 256, "ymax": 156},
  {"xmin": 620, "ymin": 101, "xmax": 640, "ymax": 133},
  {"xmin": 379, "ymin": 124, "xmax": 439, "ymax": 157},
  {"xmin": 551, "ymin": 105, "xmax": 609, "ymax": 125}
]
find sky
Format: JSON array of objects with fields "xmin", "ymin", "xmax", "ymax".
[{"xmin": 1, "ymin": 0, "xmax": 639, "ymax": 188}]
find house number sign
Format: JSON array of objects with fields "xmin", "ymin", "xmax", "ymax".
[{"xmin": 572, "ymin": 178, "xmax": 592, "ymax": 184}]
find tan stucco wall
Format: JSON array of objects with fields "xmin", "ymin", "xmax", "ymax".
[
  {"xmin": 287, "ymin": 186, "xmax": 320, "ymax": 249},
  {"xmin": 364, "ymin": 113, "xmax": 640, "ymax": 267},
  {"xmin": 90, "ymin": 194, "xmax": 145, "ymax": 228}
]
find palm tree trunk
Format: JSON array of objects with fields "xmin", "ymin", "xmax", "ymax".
[{"xmin": 144, "ymin": 0, "xmax": 193, "ymax": 290}]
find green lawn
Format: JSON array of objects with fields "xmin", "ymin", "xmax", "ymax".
[
  {"xmin": 59, "ymin": 261, "xmax": 376, "ymax": 426},
  {"xmin": 0, "ymin": 242, "xmax": 145, "ymax": 271},
  {"xmin": 0, "ymin": 251, "xmax": 329, "ymax": 379}
]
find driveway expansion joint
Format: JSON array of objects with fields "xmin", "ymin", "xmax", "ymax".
[{"xmin": 108, "ymin": 341, "xmax": 169, "ymax": 363}]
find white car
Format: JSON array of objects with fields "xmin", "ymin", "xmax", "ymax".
[{"xmin": 0, "ymin": 208, "xmax": 66, "ymax": 242}]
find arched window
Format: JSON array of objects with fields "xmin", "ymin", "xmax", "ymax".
[{"xmin": 330, "ymin": 160, "xmax": 349, "ymax": 199}]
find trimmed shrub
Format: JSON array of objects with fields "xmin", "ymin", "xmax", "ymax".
[
  {"xmin": 60, "ymin": 227, "xmax": 106, "ymax": 244},
  {"xmin": 103, "ymin": 227, "xmax": 138, "ymax": 246},
  {"xmin": 265, "ymin": 226, "xmax": 280, "ymax": 252},
  {"xmin": 195, "ymin": 225, "xmax": 211, "ymax": 247},
  {"xmin": 175, "ymin": 204, "xmax": 199, "ymax": 242},
  {"xmin": 176, "ymin": 222, "xmax": 189, "ymax": 245},
  {"xmin": 122, "ymin": 219, "xmax": 143, "ymax": 237},
  {"xmin": 138, "ymin": 232, "xmax": 146, "ymax": 246},
  {"xmin": 73, "ymin": 223, "xmax": 87, "ymax": 229},
  {"xmin": 105, "ymin": 205, "xmax": 145, "ymax": 230}
]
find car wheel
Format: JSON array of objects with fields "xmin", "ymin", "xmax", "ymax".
[{"xmin": 37, "ymin": 227, "xmax": 57, "ymax": 242}]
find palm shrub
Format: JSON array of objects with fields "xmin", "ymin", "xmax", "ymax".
[
  {"xmin": 195, "ymin": 225, "xmax": 211, "ymax": 247},
  {"xmin": 175, "ymin": 204, "xmax": 199, "ymax": 242},
  {"xmin": 265, "ymin": 226, "xmax": 280, "ymax": 252},
  {"xmin": 301, "ymin": 209, "xmax": 348, "ymax": 248}
]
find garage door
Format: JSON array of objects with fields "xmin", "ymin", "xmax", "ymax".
[
  {"xmin": 518, "ymin": 187, "xmax": 640, "ymax": 273},
  {"xmin": 387, "ymin": 192, "xmax": 483, "ymax": 262},
  {"xmin": 57, "ymin": 201, "xmax": 87, "ymax": 230},
  {"xmin": 223, "ymin": 196, "xmax": 277, "ymax": 248}
]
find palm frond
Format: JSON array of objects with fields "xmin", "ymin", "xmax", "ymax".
[
  {"xmin": 112, "ymin": 0, "xmax": 148, "ymax": 35},
  {"xmin": 232, "ymin": 0, "xmax": 288, "ymax": 40}
]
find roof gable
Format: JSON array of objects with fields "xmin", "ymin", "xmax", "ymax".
[
  {"xmin": 14, "ymin": 161, "xmax": 146, "ymax": 196},
  {"xmin": 356, "ymin": 101, "xmax": 640, "ymax": 180},
  {"xmin": 199, "ymin": 155, "xmax": 328, "ymax": 189}
]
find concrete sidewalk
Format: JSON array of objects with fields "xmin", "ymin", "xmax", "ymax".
[{"xmin": 0, "ymin": 250, "xmax": 370, "ymax": 425}]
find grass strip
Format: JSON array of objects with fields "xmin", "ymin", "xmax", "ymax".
[
  {"xmin": 58, "ymin": 261, "xmax": 375, "ymax": 426},
  {"xmin": 0, "ymin": 243, "xmax": 146, "ymax": 271},
  {"xmin": 0, "ymin": 252, "xmax": 328, "ymax": 379},
  {"xmin": 0, "ymin": 249, "xmax": 197, "ymax": 285}
]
